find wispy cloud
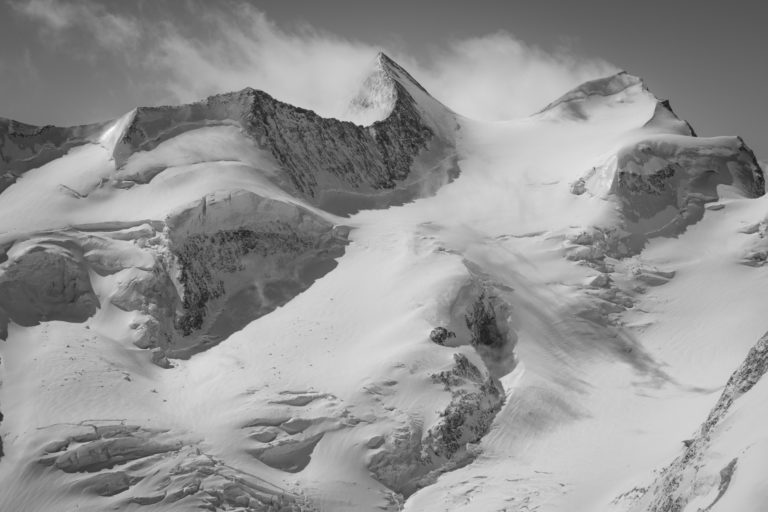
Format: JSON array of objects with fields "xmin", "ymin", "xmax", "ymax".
[
  {"xmin": 142, "ymin": 3, "xmax": 617, "ymax": 120},
  {"xmin": 11, "ymin": 0, "xmax": 140, "ymax": 52},
  {"xmin": 146, "ymin": 5, "xmax": 380, "ymax": 119},
  {"xmin": 21, "ymin": 48, "xmax": 40, "ymax": 81},
  {"xmin": 13, "ymin": 1, "xmax": 618, "ymax": 121},
  {"xmin": 415, "ymin": 33, "xmax": 618, "ymax": 120}
]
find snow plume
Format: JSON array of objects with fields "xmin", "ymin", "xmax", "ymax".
[
  {"xmin": 417, "ymin": 33, "xmax": 619, "ymax": 119},
  {"xmin": 146, "ymin": 5, "xmax": 380, "ymax": 120},
  {"xmin": 10, "ymin": 0, "xmax": 140, "ymax": 52},
  {"xmin": 13, "ymin": 1, "xmax": 616, "ymax": 121}
]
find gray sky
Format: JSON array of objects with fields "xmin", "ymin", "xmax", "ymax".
[{"xmin": 1, "ymin": 0, "xmax": 766, "ymax": 158}]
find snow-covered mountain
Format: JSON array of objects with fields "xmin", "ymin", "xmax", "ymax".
[{"xmin": 0, "ymin": 53, "xmax": 766, "ymax": 512}]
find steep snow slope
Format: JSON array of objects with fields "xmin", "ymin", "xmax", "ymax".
[
  {"xmin": 632, "ymin": 330, "xmax": 768, "ymax": 512},
  {"xmin": 0, "ymin": 55, "xmax": 766, "ymax": 512}
]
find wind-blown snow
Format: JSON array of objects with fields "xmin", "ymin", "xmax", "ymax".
[{"xmin": 0, "ymin": 55, "xmax": 766, "ymax": 512}]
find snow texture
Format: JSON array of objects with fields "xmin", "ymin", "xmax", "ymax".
[{"xmin": 0, "ymin": 53, "xmax": 766, "ymax": 512}]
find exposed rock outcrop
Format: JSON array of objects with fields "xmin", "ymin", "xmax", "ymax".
[
  {"xmin": 368, "ymin": 351, "xmax": 504, "ymax": 498},
  {"xmin": 0, "ymin": 54, "xmax": 458, "ymax": 219},
  {"xmin": 642, "ymin": 99, "xmax": 697, "ymax": 136},
  {"xmin": 569, "ymin": 135, "xmax": 765, "ymax": 259},
  {"xmin": 158, "ymin": 191, "xmax": 348, "ymax": 356},
  {"xmin": 111, "ymin": 53, "xmax": 456, "ymax": 215},
  {"xmin": 427, "ymin": 353, "xmax": 504, "ymax": 458},
  {"xmin": 630, "ymin": 331, "xmax": 768, "ymax": 512},
  {"xmin": 611, "ymin": 136, "xmax": 764, "ymax": 249},
  {"xmin": 739, "ymin": 218, "xmax": 768, "ymax": 267},
  {"xmin": 537, "ymin": 72, "xmax": 646, "ymax": 120},
  {"xmin": 0, "ymin": 118, "xmax": 110, "ymax": 189},
  {"xmin": 0, "ymin": 239, "xmax": 98, "ymax": 337},
  {"xmin": 429, "ymin": 326, "xmax": 456, "ymax": 345},
  {"xmin": 366, "ymin": 275, "xmax": 514, "ymax": 499},
  {"xmin": 0, "ymin": 191, "xmax": 348, "ymax": 361}
]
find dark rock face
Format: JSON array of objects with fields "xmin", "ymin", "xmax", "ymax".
[
  {"xmin": 0, "ymin": 54, "xmax": 455, "ymax": 220},
  {"xmin": 369, "ymin": 352, "xmax": 504, "ymax": 498},
  {"xmin": 616, "ymin": 165, "xmax": 676, "ymax": 197},
  {"xmin": 427, "ymin": 354, "xmax": 503, "ymax": 457},
  {"xmin": 702, "ymin": 332, "xmax": 768, "ymax": 430},
  {"xmin": 0, "ymin": 242, "xmax": 99, "ymax": 338},
  {"xmin": 570, "ymin": 136, "xmax": 768, "ymax": 259},
  {"xmin": 614, "ymin": 138, "xmax": 765, "ymax": 218},
  {"xmin": 462, "ymin": 287, "xmax": 517, "ymax": 378},
  {"xmin": 643, "ymin": 100, "xmax": 697, "ymax": 136},
  {"xmin": 247, "ymin": 86, "xmax": 433, "ymax": 196},
  {"xmin": 429, "ymin": 379, "xmax": 502, "ymax": 459},
  {"xmin": 614, "ymin": 137, "xmax": 765, "ymax": 227},
  {"xmin": 0, "ymin": 118, "xmax": 109, "ymax": 191},
  {"xmin": 156, "ymin": 191, "xmax": 349, "ymax": 357},
  {"xmin": 111, "ymin": 70, "xmax": 441, "ymax": 214},
  {"xmin": 465, "ymin": 291, "xmax": 506, "ymax": 349},
  {"xmin": 537, "ymin": 72, "xmax": 644, "ymax": 119},
  {"xmin": 429, "ymin": 326, "xmax": 456, "ymax": 345},
  {"xmin": 173, "ymin": 228, "xmax": 315, "ymax": 336},
  {"xmin": 636, "ymin": 331, "xmax": 768, "ymax": 512},
  {"xmin": 367, "ymin": 278, "xmax": 516, "ymax": 499}
]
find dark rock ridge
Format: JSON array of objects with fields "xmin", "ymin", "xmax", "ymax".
[
  {"xmin": 538, "ymin": 71, "xmax": 697, "ymax": 138},
  {"xmin": 110, "ymin": 52, "xmax": 454, "ymax": 215},
  {"xmin": 0, "ymin": 118, "xmax": 112, "ymax": 193},
  {"xmin": 173, "ymin": 229, "xmax": 311, "ymax": 335},
  {"xmin": 643, "ymin": 99, "xmax": 697, "ymax": 136},
  {"xmin": 156, "ymin": 191, "xmax": 349, "ymax": 357},
  {"xmin": 612, "ymin": 136, "xmax": 764, "ymax": 244},
  {"xmin": 0, "ymin": 191, "xmax": 348, "ymax": 360},
  {"xmin": 368, "ymin": 351, "xmax": 504, "ymax": 498},
  {"xmin": 112, "ymin": 85, "xmax": 430, "ymax": 196},
  {"xmin": 442, "ymin": 269, "xmax": 519, "ymax": 379},
  {"xmin": 632, "ymin": 330, "xmax": 768, "ymax": 512},
  {"xmin": 427, "ymin": 353, "xmax": 504, "ymax": 457},
  {"xmin": 0, "ymin": 240, "xmax": 99, "ymax": 337},
  {"xmin": 568, "ymin": 135, "xmax": 765, "ymax": 260},
  {"xmin": 0, "ymin": 53, "xmax": 457, "ymax": 217},
  {"xmin": 537, "ymin": 72, "xmax": 645, "ymax": 119},
  {"xmin": 366, "ymin": 278, "xmax": 515, "ymax": 499}
]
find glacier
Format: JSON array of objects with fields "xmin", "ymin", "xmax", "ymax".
[{"xmin": 0, "ymin": 53, "xmax": 766, "ymax": 512}]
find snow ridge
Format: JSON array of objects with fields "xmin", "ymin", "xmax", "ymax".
[
  {"xmin": 536, "ymin": 71, "xmax": 646, "ymax": 116},
  {"xmin": 0, "ymin": 54, "xmax": 767, "ymax": 512},
  {"xmin": 111, "ymin": 60, "xmax": 457, "ymax": 214},
  {"xmin": 632, "ymin": 331, "xmax": 768, "ymax": 512}
]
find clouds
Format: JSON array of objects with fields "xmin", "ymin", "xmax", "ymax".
[
  {"xmin": 11, "ymin": 0, "xmax": 140, "ymax": 52},
  {"xmin": 416, "ymin": 33, "xmax": 618, "ymax": 120},
  {"xmin": 11, "ymin": 1, "xmax": 617, "ymax": 121},
  {"xmin": 147, "ymin": 5, "xmax": 380, "ymax": 119},
  {"xmin": 140, "ymin": 3, "xmax": 617, "ymax": 120}
]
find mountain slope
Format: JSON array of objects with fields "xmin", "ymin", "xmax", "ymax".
[
  {"xmin": 0, "ymin": 56, "xmax": 766, "ymax": 512},
  {"xmin": 630, "ymin": 330, "xmax": 768, "ymax": 512}
]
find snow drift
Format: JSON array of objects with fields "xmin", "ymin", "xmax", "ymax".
[{"xmin": 0, "ymin": 54, "xmax": 766, "ymax": 512}]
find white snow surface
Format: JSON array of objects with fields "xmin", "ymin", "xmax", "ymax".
[{"xmin": 0, "ymin": 57, "xmax": 766, "ymax": 512}]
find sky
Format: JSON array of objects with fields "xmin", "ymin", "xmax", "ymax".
[{"xmin": 0, "ymin": 0, "xmax": 765, "ymax": 158}]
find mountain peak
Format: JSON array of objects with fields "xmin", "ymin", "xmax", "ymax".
[
  {"xmin": 643, "ymin": 98, "xmax": 697, "ymax": 136},
  {"xmin": 536, "ymin": 71, "xmax": 648, "ymax": 118},
  {"xmin": 345, "ymin": 51, "xmax": 435, "ymax": 126},
  {"xmin": 374, "ymin": 52, "xmax": 429, "ymax": 94},
  {"xmin": 375, "ymin": 51, "xmax": 395, "ymax": 68},
  {"xmin": 534, "ymin": 71, "xmax": 697, "ymax": 136}
]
